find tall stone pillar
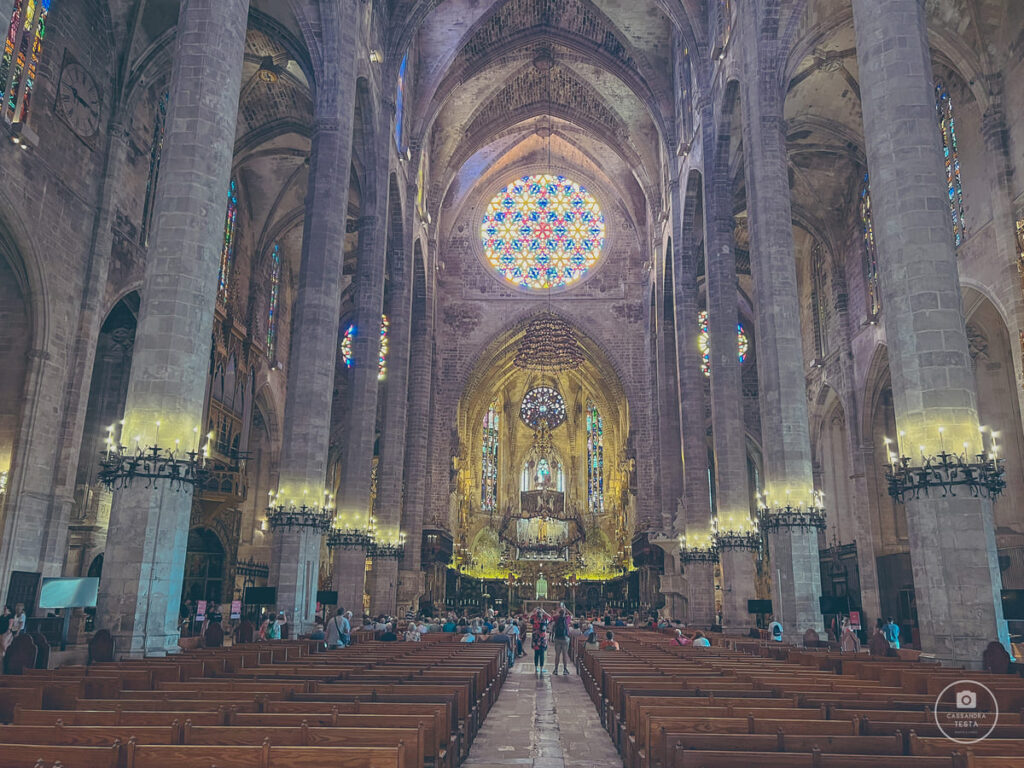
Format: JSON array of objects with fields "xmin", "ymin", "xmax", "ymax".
[
  {"xmin": 703, "ymin": 114, "xmax": 756, "ymax": 633},
  {"xmin": 737, "ymin": 4, "xmax": 823, "ymax": 635},
  {"xmin": 398, "ymin": 229, "xmax": 433, "ymax": 612},
  {"xmin": 333, "ymin": 111, "xmax": 392, "ymax": 613},
  {"xmin": 669, "ymin": 174, "xmax": 715, "ymax": 627},
  {"xmin": 270, "ymin": 7, "xmax": 359, "ymax": 633},
  {"xmin": 852, "ymin": 0, "xmax": 1008, "ymax": 662},
  {"xmin": 94, "ymin": 0, "xmax": 249, "ymax": 656},
  {"xmin": 370, "ymin": 234, "xmax": 411, "ymax": 615}
]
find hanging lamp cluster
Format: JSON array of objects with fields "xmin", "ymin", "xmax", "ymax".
[{"xmin": 513, "ymin": 312, "xmax": 584, "ymax": 372}]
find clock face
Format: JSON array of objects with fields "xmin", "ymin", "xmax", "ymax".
[{"xmin": 58, "ymin": 61, "xmax": 101, "ymax": 138}]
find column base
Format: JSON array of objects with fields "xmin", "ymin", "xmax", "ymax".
[
  {"xmin": 331, "ymin": 546, "xmax": 367, "ymax": 616},
  {"xmin": 368, "ymin": 556, "xmax": 399, "ymax": 616},
  {"xmin": 718, "ymin": 547, "xmax": 757, "ymax": 633},
  {"xmin": 682, "ymin": 561, "xmax": 716, "ymax": 628},
  {"xmin": 905, "ymin": 495, "xmax": 1008, "ymax": 666},
  {"xmin": 397, "ymin": 569, "xmax": 425, "ymax": 615},
  {"xmin": 768, "ymin": 526, "xmax": 824, "ymax": 636}
]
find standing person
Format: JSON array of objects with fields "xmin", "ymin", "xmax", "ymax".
[
  {"xmin": 532, "ymin": 619, "xmax": 549, "ymax": 674},
  {"xmin": 551, "ymin": 608, "xmax": 571, "ymax": 675},
  {"xmin": 883, "ymin": 617, "xmax": 900, "ymax": 650},
  {"xmin": 768, "ymin": 617, "xmax": 783, "ymax": 642},
  {"xmin": 531, "ymin": 606, "xmax": 551, "ymax": 634},
  {"xmin": 10, "ymin": 603, "xmax": 25, "ymax": 636},
  {"xmin": 840, "ymin": 617, "xmax": 860, "ymax": 653},
  {"xmin": 0, "ymin": 612, "xmax": 12, "ymax": 657},
  {"xmin": 507, "ymin": 617, "xmax": 522, "ymax": 657},
  {"xmin": 324, "ymin": 610, "xmax": 348, "ymax": 648}
]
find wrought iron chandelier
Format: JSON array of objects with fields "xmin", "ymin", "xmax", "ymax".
[
  {"xmin": 513, "ymin": 312, "xmax": 584, "ymax": 372},
  {"xmin": 713, "ymin": 517, "xmax": 762, "ymax": 552},
  {"xmin": 328, "ymin": 528, "xmax": 373, "ymax": 549},
  {"xmin": 884, "ymin": 448, "xmax": 1005, "ymax": 503},
  {"xmin": 678, "ymin": 533, "xmax": 719, "ymax": 564},
  {"xmin": 99, "ymin": 428, "xmax": 210, "ymax": 492},
  {"xmin": 265, "ymin": 489, "xmax": 333, "ymax": 533}
]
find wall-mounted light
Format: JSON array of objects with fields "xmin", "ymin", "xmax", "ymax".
[{"xmin": 369, "ymin": 50, "xmax": 383, "ymax": 64}]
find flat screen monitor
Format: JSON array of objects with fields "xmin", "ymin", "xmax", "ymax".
[
  {"xmin": 1001, "ymin": 589, "xmax": 1024, "ymax": 621},
  {"xmin": 38, "ymin": 577, "xmax": 99, "ymax": 609},
  {"xmin": 316, "ymin": 590, "xmax": 338, "ymax": 606},
  {"xmin": 747, "ymin": 599, "xmax": 772, "ymax": 614},
  {"xmin": 819, "ymin": 595, "xmax": 848, "ymax": 614},
  {"xmin": 244, "ymin": 586, "xmax": 277, "ymax": 605}
]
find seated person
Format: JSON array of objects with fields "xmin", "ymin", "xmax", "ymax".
[{"xmin": 600, "ymin": 630, "xmax": 620, "ymax": 650}]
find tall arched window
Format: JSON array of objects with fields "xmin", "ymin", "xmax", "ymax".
[
  {"xmin": 378, "ymin": 314, "xmax": 389, "ymax": 380},
  {"xmin": 395, "ymin": 52, "xmax": 407, "ymax": 150},
  {"xmin": 481, "ymin": 399, "xmax": 499, "ymax": 513},
  {"xmin": 586, "ymin": 400, "xmax": 604, "ymax": 515},
  {"xmin": 697, "ymin": 311, "xmax": 748, "ymax": 377},
  {"xmin": 141, "ymin": 91, "xmax": 169, "ymax": 247},
  {"xmin": 936, "ymin": 81, "xmax": 966, "ymax": 246},
  {"xmin": 218, "ymin": 179, "xmax": 238, "ymax": 304},
  {"xmin": 1, "ymin": 0, "xmax": 49, "ymax": 124},
  {"xmin": 339, "ymin": 316, "xmax": 388, "ymax": 377},
  {"xmin": 860, "ymin": 173, "xmax": 880, "ymax": 318},
  {"xmin": 811, "ymin": 242, "xmax": 829, "ymax": 357},
  {"xmin": 266, "ymin": 244, "xmax": 281, "ymax": 359}
]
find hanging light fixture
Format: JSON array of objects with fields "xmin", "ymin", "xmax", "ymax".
[{"xmin": 513, "ymin": 312, "xmax": 584, "ymax": 372}]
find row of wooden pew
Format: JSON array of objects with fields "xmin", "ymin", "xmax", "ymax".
[
  {"xmin": 0, "ymin": 636, "xmax": 508, "ymax": 767},
  {"xmin": 576, "ymin": 630, "xmax": 1024, "ymax": 768}
]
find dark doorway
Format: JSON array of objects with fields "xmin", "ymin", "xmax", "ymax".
[{"xmin": 183, "ymin": 528, "xmax": 226, "ymax": 606}]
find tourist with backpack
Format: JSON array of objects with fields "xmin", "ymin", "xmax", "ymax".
[{"xmin": 551, "ymin": 608, "xmax": 571, "ymax": 675}]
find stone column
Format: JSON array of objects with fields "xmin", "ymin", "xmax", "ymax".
[
  {"xmin": 853, "ymin": 0, "xmax": 1008, "ymax": 662},
  {"xmin": 398, "ymin": 232, "xmax": 432, "ymax": 612},
  {"xmin": 669, "ymin": 173, "xmax": 715, "ymax": 626},
  {"xmin": 737, "ymin": 4, "xmax": 823, "ymax": 635},
  {"xmin": 703, "ymin": 114, "xmax": 756, "ymax": 633},
  {"xmin": 370, "ymin": 234, "xmax": 411, "ymax": 616},
  {"xmin": 270, "ymin": 11, "xmax": 359, "ymax": 633},
  {"xmin": 333, "ymin": 112, "xmax": 391, "ymax": 612},
  {"xmin": 94, "ymin": 0, "xmax": 249, "ymax": 656}
]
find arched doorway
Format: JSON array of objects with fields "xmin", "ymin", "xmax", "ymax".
[
  {"xmin": 0, "ymin": 248, "xmax": 31, "ymax": 514},
  {"xmin": 183, "ymin": 527, "xmax": 226, "ymax": 607}
]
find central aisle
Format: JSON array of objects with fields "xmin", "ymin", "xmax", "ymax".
[{"xmin": 464, "ymin": 658, "xmax": 622, "ymax": 768}]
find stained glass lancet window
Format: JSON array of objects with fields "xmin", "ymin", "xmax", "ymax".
[
  {"xmin": 586, "ymin": 400, "xmax": 604, "ymax": 515},
  {"xmin": 341, "ymin": 324, "xmax": 355, "ymax": 368},
  {"xmin": 520, "ymin": 386, "xmax": 567, "ymax": 429},
  {"xmin": 378, "ymin": 314, "xmax": 389, "ymax": 380},
  {"xmin": 481, "ymin": 174, "xmax": 605, "ymax": 290},
  {"xmin": 697, "ymin": 311, "xmax": 748, "ymax": 377},
  {"xmin": 339, "ymin": 316, "xmax": 388, "ymax": 376},
  {"xmin": 218, "ymin": 179, "xmax": 238, "ymax": 304},
  {"xmin": 936, "ymin": 82, "xmax": 967, "ymax": 246},
  {"xmin": 1, "ymin": 0, "xmax": 49, "ymax": 124},
  {"xmin": 811, "ymin": 242, "xmax": 829, "ymax": 357},
  {"xmin": 860, "ymin": 173, "xmax": 880, "ymax": 318},
  {"xmin": 395, "ymin": 52, "xmax": 407, "ymax": 150},
  {"xmin": 266, "ymin": 244, "xmax": 281, "ymax": 359},
  {"xmin": 141, "ymin": 91, "xmax": 169, "ymax": 247},
  {"xmin": 481, "ymin": 399, "xmax": 499, "ymax": 513}
]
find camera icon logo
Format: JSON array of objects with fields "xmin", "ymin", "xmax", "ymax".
[{"xmin": 956, "ymin": 690, "xmax": 978, "ymax": 710}]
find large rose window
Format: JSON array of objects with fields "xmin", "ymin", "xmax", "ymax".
[{"xmin": 481, "ymin": 174, "xmax": 605, "ymax": 289}]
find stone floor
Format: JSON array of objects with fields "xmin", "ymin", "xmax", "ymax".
[{"xmin": 464, "ymin": 654, "xmax": 623, "ymax": 768}]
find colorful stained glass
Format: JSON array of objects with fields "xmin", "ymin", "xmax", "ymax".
[
  {"xmin": 341, "ymin": 324, "xmax": 355, "ymax": 368},
  {"xmin": 481, "ymin": 399, "xmax": 499, "ymax": 513},
  {"xmin": 141, "ymin": 90, "xmax": 169, "ymax": 247},
  {"xmin": 378, "ymin": 314, "xmax": 389, "ymax": 380},
  {"xmin": 519, "ymin": 386, "xmax": 566, "ymax": 429},
  {"xmin": 860, "ymin": 173, "xmax": 880, "ymax": 317},
  {"xmin": 395, "ymin": 52, "xmax": 407, "ymax": 150},
  {"xmin": 586, "ymin": 400, "xmax": 604, "ymax": 515},
  {"xmin": 266, "ymin": 244, "xmax": 281, "ymax": 359},
  {"xmin": 1, "ymin": 0, "xmax": 49, "ymax": 123},
  {"xmin": 936, "ymin": 82, "xmax": 967, "ymax": 246},
  {"xmin": 218, "ymin": 179, "xmax": 238, "ymax": 304},
  {"xmin": 698, "ymin": 310, "xmax": 748, "ymax": 377},
  {"xmin": 480, "ymin": 174, "xmax": 605, "ymax": 290}
]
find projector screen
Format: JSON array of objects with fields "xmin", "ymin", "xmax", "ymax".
[{"xmin": 38, "ymin": 577, "xmax": 99, "ymax": 609}]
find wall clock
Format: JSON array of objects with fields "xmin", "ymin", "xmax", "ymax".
[{"xmin": 57, "ymin": 57, "xmax": 102, "ymax": 139}]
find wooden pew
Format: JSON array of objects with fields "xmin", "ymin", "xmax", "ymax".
[
  {"xmin": 125, "ymin": 739, "xmax": 404, "ymax": 768},
  {"xmin": 0, "ymin": 741, "xmax": 121, "ymax": 768}
]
